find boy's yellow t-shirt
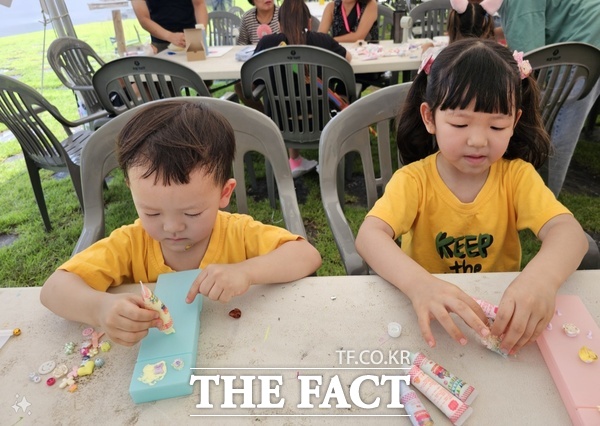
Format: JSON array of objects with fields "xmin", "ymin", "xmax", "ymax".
[
  {"xmin": 367, "ymin": 154, "xmax": 571, "ymax": 274},
  {"xmin": 60, "ymin": 211, "xmax": 302, "ymax": 291}
]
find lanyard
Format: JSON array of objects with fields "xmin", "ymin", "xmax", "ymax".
[{"xmin": 341, "ymin": 2, "xmax": 361, "ymax": 34}]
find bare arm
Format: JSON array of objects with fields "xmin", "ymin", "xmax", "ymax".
[
  {"xmin": 186, "ymin": 240, "xmax": 322, "ymax": 303},
  {"xmin": 333, "ymin": 0, "xmax": 378, "ymax": 42},
  {"xmin": 491, "ymin": 214, "xmax": 588, "ymax": 353},
  {"xmin": 317, "ymin": 2, "xmax": 335, "ymax": 34},
  {"xmin": 356, "ymin": 217, "xmax": 489, "ymax": 347},
  {"xmin": 193, "ymin": 0, "xmax": 209, "ymax": 28},
  {"xmin": 40, "ymin": 270, "xmax": 160, "ymax": 346},
  {"xmin": 132, "ymin": 0, "xmax": 186, "ymax": 46}
]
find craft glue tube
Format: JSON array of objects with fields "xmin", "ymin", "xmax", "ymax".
[
  {"xmin": 409, "ymin": 352, "xmax": 478, "ymax": 404},
  {"xmin": 408, "ymin": 365, "xmax": 473, "ymax": 426},
  {"xmin": 473, "ymin": 297, "xmax": 498, "ymax": 319},
  {"xmin": 400, "ymin": 381, "xmax": 435, "ymax": 426}
]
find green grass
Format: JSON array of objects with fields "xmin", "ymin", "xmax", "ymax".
[{"xmin": 1, "ymin": 21, "xmax": 599, "ymax": 288}]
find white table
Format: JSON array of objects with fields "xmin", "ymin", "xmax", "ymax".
[
  {"xmin": 2, "ymin": 271, "xmax": 598, "ymax": 424},
  {"xmin": 155, "ymin": 41, "xmax": 426, "ymax": 80}
]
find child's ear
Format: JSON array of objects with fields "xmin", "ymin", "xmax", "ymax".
[
  {"xmin": 219, "ymin": 178, "xmax": 237, "ymax": 209},
  {"xmin": 420, "ymin": 102, "xmax": 436, "ymax": 134},
  {"xmin": 513, "ymin": 108, "xmax": 523, "ymax": 129}
]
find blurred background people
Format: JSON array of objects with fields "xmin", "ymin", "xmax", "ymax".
[{"xmin": 237, "ymin": 0, "xmax": 280, "ymax": 45}]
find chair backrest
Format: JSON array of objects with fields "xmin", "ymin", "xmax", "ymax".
[
  {"xmin": 47, "ymin": 36, "xmax": 106, "ymax": 116},
  {"xmin": 319, "ymin": 82, "xmax": 411, "ymax": 275},
  {"xmin": 228, "ymin": 6, "xmax": 245, "ymax": 19},
  {"xmin": 409, "ymin": 0, "xmax": 451, "ymax": 39},
  {"xmin": 524, "ymin": 42, "xmax": 600, "ymax": 134},
  {"xmin": 240, "ymin": 45, "xmax": 358, "ymax": 148},
  {"xmin": 72, "ymin": 97, "xmax": 307, "ymax": 254},
  {"xmin": 92, "ymin": 56, "xmax": 212, "ymax": 116},
  {"xmin": 0, "ymin": 74, "xmax": 76, "ymax": 171},
  {"xmin": 377, "ymin": 4, "xmax": 394, "ymax": 40},
  {"xmin": 207, "ymin": 11, "xmax": 242, "ymax": 46}
]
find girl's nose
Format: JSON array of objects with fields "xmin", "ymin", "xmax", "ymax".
[{"xmin": 467, "ymin": 133, "xmax": 487, "ymax": 147}]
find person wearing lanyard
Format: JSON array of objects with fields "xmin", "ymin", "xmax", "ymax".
[
  {"xmin": 318, "ymin": 0, "xmax": 378, "ymax": 43},
  {"xmin": 318, "ymin": 0, "xmax": 383, "ymax": 89}
]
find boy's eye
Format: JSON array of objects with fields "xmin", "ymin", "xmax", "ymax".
[
  {"xmin": 145, "ymin": 213, "xmax": 160, "ymax": 217},
  {"xmin": 451, "ymin": 123, "xmax": 467, "ymax": 128},
  {"xmin": 185, "ymin": 212, "xmax": 202, "ymax": 217}
]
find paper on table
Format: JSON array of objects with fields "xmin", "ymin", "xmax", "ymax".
[
  {"xmin": 206, "ymin": 46, "xmax": 234, "ymax": 57},
  {"xmin": 0, "ymin": 329, "xmax": 13, "ymax": 350}
]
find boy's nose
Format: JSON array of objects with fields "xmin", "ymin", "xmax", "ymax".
[{"xmin": 163, "ymin": 220, "xmax": 185, "ymax": 234}]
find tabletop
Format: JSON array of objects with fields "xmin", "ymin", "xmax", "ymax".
[
  {"xmin": 2, "ymin": 271, "xmax": 598, "ymax": 425},
  {"xmin": 155, "ymin": 41, "xmax": 426, "ymax": 80}
]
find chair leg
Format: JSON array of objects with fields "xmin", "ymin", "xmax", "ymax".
[{"xmin": 24, "ymin": 157, "xmax": 52, "ymax": 232}]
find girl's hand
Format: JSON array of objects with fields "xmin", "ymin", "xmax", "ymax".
[
  {"xmin": 97, "ymin": 293, "xmax": 161, "ymax": 346},
  {"xmin": 186, "ymin": 264, "xmax": 252, "ymax": 304},
  {"xmin": 409, "ymin": 278, "xmax": 490, "ymax": 348},
  {"xmin": 491, "ymin": 279, "xmax": 556, "ymax": 354}
]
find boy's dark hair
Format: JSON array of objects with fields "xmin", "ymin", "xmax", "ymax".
[
  {"xmin": 117, "ymin": 100, "xmax": 235, "ymax": 186},
  {"xmin": 397, "ymin": 38, "xmax": 550, "ymax": 168},
  {"xmin": 448, "ymin": 2, "xmax": 495, "ymax": 42},
  {"xmin": 278, "ymin": 0, "xmax": 310, "ymax": 44}
]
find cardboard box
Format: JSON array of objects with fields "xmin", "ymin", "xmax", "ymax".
[{"xmin": 184, "ymin": 28, "xmax": 206, "ymax": 61}]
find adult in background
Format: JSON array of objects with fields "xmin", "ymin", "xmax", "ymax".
[
  {"xmin": 237, "ymin": 0, "xmax": 280, "ymax": 45},
  {"xmin": 495, "ymin": 0, "xmax": 600, "ymax": 196},
  {"xmin": 132, "ymin": 0, "xmax": 209, "ymax": 53},
  {"xmin": 317, "ymin": 0, "xmax": 383, "ymax": 88}
]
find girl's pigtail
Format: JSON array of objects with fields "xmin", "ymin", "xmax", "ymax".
[
  {"xmin": 396, "ymin": 72, "xmax": 436, "ymax": 165},
  {"xmin": 505, "ymin": 75, "xmax": 551, "ymax": 169}
]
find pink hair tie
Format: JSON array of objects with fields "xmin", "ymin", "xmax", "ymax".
[{"xmin": 513, "ymin": 50, "xmax": 532, "ymax": 79}]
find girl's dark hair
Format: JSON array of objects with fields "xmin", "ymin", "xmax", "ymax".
[
  {"xmin": 278, "ymin": 0, "xmax": 310, "ymax": 44},
  {"xmin": 448, "ymin": 2, "xmax": 495, "ymax": 42},
  {"xmin": 396, "ymin": 38, "xmax": 550, "ymax": 168},
  {"xmin": 118, "ymin": 100, "xmax": 235, "ymax": 186}
]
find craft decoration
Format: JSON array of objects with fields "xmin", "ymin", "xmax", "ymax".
[
  {"xmin": 138, "ymin": 361, "xmax": 168, "ymax": 386},
  {"xmin": 578, "ymin": 346, "xmax": 598, "ymax": 364},
  {"xmin": 140, "ymin": 282, "xmax": 175, "ymax": 334},
  {"xmin": 450, "ymin": 0, "xmax": 503, "ymax": 15},
  {"xmin": 472, "ymin": 298, "xmax": 508, "ymax": 357}
]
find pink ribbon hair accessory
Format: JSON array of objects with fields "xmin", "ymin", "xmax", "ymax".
[{"xmin": 450, "ymin": 0, "xmax": 503, "ymax": 15}]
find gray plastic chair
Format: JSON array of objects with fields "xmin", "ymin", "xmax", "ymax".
[
  {"xmin": 228, "ymin": 6, "xmax": 245, "ymax": 19},
  {"xmin": 0, "ymin": 74, "xmax": 98, "ymax": 232},
  {"xmin": 92, "ymin": 56, "xmax": 213, "ymax": 116},
  {"xmin": 409, "ymin": 0, "xmax": 451, "ymax": 39},
  {"xmin": 46, "ymin": 36, "xmax": 110, "ymax": 126},
  {"xmin": 207, "ymin": 11, "xmax": 242, "ymax": 46},
  {"xmin": 319, "ymin": 83, "xmax": 411, "ymax": 275},
  {"xmin": 377, "ymin": 3, "xmax": 394, "ymax": 41},
  {"xmin": 241, "ymin": 45, "xmax": 359, "ymax": 206},
  {"xmin": 72, "ymin": 97, "xmax": 306, "ymax": 255},
  {"xmin": 525, "ymin": 42, "xmax": 600, "ymax": 269}
]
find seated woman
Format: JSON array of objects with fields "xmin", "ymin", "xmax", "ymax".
[
  {"xmin": 254, "ymin": 0, "xmax": 352, "ymax": 178},
  {"xmin": 317, "ymin": 0, "xmax": 384, "ymax": 88}
]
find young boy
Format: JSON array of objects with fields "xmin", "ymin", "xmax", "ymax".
[{"xmin": 40, "ymin": 100, "xmax": 322, "ymax": 347}]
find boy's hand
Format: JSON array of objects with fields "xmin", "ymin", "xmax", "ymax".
[
  {"xmin": 491, "ymin": 279, "xmax": 556, "ymax": 355},
  {"xmin": 186, "ymin": 264, "xmax": 252, "ymax": 304},
  {"xmin": 409, "ymin": 277, "xmax": 490, "ymax": 348},
  {"xmin": 97, "ymin": 293, "xmax": 162, "ymax": 346}
]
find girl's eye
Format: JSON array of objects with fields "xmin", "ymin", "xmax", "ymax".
[{"xmin": 491, "ymin": 126, "xmax": 507, "ymax": 131}]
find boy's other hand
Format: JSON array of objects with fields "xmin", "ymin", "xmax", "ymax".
[
  {"xmin": 97, "ymin": 293, "xmax": 160, "ymax": 346},
  {"xmin": 186, "ymin": 264, "xmax": 252, "ymax": 303}
]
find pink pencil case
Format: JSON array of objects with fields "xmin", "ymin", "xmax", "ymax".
[{"xmin": 536, "ymin": 294, "xmax": 600, "ymax": 425}]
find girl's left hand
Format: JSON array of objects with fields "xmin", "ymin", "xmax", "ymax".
[{"xmin": 491, "ymin": 279, "xmax": 556, "ymax": 354}]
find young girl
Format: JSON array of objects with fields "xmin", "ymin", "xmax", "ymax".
[{"xmin": 355, "ymin": 39, "xmax": 588, "ymax": 355}]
